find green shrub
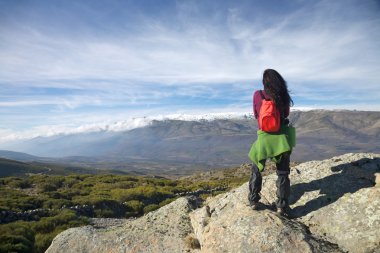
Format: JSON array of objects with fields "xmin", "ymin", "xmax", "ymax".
[
  {"xmin": 0, "ymin": 222, "xmax": 34, "ymax": 253},
  {"xmin": 143, "ymin": 204, "xmax": 159, "ymax": 213},
  {"xmin": 38, "ymin": 183, "xmax": 58, "ymax": 192},
  {"xmin": 94, "ymin": 209, "xmax": 115, "ymax": 218},
  {"xmin": 42, "ymin": 199, "xmax": 71, "ymax": 209},
  {"xmin": 34, "ymin": 233, "xmax": 57, "ymax": 253},
  {"xmin": 28, "ymin": 210, "xmax": 88, "ymax": 252},
  {"xmin": 112, "ymin": 181, "xmax": 136, "ymax": 189},
  {"xmin": 62, "ymin": 178, "xmax": 80, "ymax": 188},
  {"xmin": 7, "ymin": 178, "xmax": 31, "ymax": 189},
  {"xmin": 125, "ymin": 200, "xmax": 143, "ymax": 215},
  {"xmin": 0, "ymin": 188, "xmax": 44, "ymax": 211},
  {"xmin": 159, "ymin": 198, "xmax": 176, "ymax": 207}
]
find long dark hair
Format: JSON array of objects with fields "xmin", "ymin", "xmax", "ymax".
[{"xmin": 262, "ymin": 69, "xmax": 293, "ymax": 109}]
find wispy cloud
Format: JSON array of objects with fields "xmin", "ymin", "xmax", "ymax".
[{"xmin": 2, "ymin": 1, "xmax": 379, "ymax": 85}]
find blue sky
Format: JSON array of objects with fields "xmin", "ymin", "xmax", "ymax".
[{"xmin": 1, "ymin": 0, "xmax": 380, "ymax": 140}]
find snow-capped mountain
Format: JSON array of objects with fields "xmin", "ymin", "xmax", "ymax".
[
  {"xmin": 0, "ymin": 110, "xmax": 379, "ymax": 175},
  {"xmin": 0, "ymin": 112, "xmax": 253, "ymax": 142},
  {"xmin": 0, "ymin": 109, "xmax": 321, "ymax": 142}
]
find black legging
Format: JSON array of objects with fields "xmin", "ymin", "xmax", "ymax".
[{"xmin": 248, "ymin": 151, "xmax": 291, "ymax": 208}]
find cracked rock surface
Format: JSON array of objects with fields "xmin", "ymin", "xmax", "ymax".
[{"xmin": 46, "ymin": 153, "xmax": 380, "ymax": 253}]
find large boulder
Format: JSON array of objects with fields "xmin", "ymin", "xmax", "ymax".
[
  {"xmin": 190, "ymin": 153, "xmax": 380, "ymax": 253},
  {"xmin": 189, "ymin": 185, "xmax": 343, "ymax": 253},
  {"xmin": 46, "ymin": 197, "xmax": 200, "ymax": 253},
  {"xmin": 259, "ymin": 153, "xmax": 380, "ymax": 253}
]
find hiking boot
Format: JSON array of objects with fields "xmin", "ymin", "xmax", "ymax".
[
  {"xmin": 276, "ymin": 207, "xmax": 290, "ymax": 217},
  {"xmin": 250, "ymin": 202, "xmax": 261, "ymax": 210}
]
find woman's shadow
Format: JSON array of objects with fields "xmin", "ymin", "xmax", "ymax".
[{"xmin": 288, "ymin": 157, "xmax": 380, "ymax": 219}]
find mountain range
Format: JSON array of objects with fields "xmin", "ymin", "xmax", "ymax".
[{"xmin": 1, "ymin": 110, "xmax": 379, "ymax": 176}]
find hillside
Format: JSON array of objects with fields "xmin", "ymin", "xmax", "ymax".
[
  {"xmin": 0, "ymin": 157, "xmax": 133, "ymax": 178},
  {"xmin": 0, "ymin": 166, "xmax": 250, "ymax": 252},
  {"xmin": 45, "ymin": 153, "xmax": 380, "ymax": 253},
  {"xmin": 0, "ymin": 158, "xmax": 50, "ymax": 177},
  {"xmin": 0, "ymin": 150, "xmax": 41, "ymax": 162},
  {"xmin": 1, "ymin": 110, "xmax": 380, "ymax": 175}
]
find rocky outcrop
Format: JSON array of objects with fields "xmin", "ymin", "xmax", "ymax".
[
  {"xmin": 46, "ymin": 153, "xmax": 380, "ymax": 253},
  {"xmin": 190, "ymin": 186, "xmax": 344, "ymax": 253},
  {"xmin": 191, "ymin": 153, "xmax": 380, "ymax": 253},
  {"xmin": 46, "ymin": 196, "xmax": 201, "ymax": 253}
]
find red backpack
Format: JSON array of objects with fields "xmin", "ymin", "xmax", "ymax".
[{"xmin": 258, "ymin": 90, "xmax": 280, "ymax": 132}]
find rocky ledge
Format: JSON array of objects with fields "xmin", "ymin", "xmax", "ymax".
[{"xmin": 46, "ymin": 153, "xmax": 380, "ymax": 253}]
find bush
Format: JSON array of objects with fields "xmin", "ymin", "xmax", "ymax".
[
  {"xmin": 0, "ymin": 222, "xmax": 34, "ymax": 253},
  {"xmin": 125, "ymin": 200, "xmax": 143, "ymax": 215},
  {"xmin": 92, "ymin": 200, "xmax": 125, "ymax": 218},
  {"xmin": 94, "ymin": 209, "xmax": 115, "ymax": 218},
  {"xmin": 34, "ymin": 233, "xmax": 56, "ymax": 253},
  {"xmin": 113, "ymin": 181, "xmax": 136, "ymax": 189},
  {"xmin": 38, "ymin": 183, "xmax": 58, "ymax": 192},
  {"xmin": 0, "ymin": 188, "xmax": 44, "ymax": 211},
  {"xmin": 42, "ymin": 199, "xmax": 71, "ymax": 209},
  {"xmin": 7, "ymin": 178, "xmax": 31, "ymax": 189},
  {"xmin": 143, "ymin": 204, "xmax": 159, "ymax": 213},
  {"xmin": 62, "ymin": 178, "xmax": 80, "ymax": 188},
  {"xmin": 159, "ymin": 198, "xmax": 176, "ymax": 207},
  {"xmin": 31, "ymin": 209, "xmax": 78, "ymax": 233},
  {"xmin": 28, "ymin": 210, "xmax": 88, "ymax": 252}
]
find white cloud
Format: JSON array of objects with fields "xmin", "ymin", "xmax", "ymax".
[
  {"xmin": 1, "ymin": 1, "xmax": 379, "ymax": 88},
  {"xmin": 1, "ymin": 103, "xmax": 379, "ymax": 143}
]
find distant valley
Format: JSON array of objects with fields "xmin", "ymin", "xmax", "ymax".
[
  {"xmin": 1, "ymin": 110, "xmax": 379, "ymax": 176},
  {"xmin": 0, "ymin": 157, "xmax": 136, "ymax": 178}
]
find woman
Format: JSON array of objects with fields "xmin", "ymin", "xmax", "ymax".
[{"xmin": 248, "ymin": 69, "xmax": 294, "ymax": 216}]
